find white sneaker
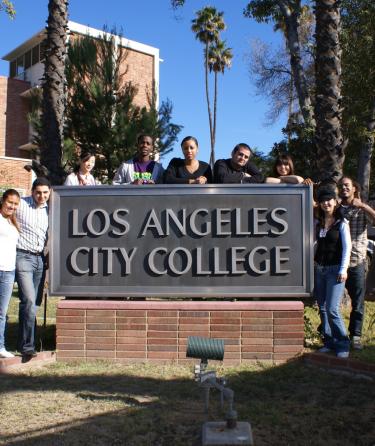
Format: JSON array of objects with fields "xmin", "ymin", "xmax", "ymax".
[
  {"xmin": 337, "ymin": 351, "xmax": 349, "ymax": 359},
  {"xmin": 351, "ymin": 336, "xmax": 363, "ymax": 350},
  {"xmin": 0, "ymin": 348, "xmax": 15, "ymax": 358}
]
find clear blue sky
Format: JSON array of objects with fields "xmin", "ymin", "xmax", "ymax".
[{"xmin": 0, "ymin": 0, "xmax": 285, "ymax": 165}]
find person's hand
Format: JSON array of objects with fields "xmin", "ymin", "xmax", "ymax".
[
  {"xmin": 351, "ymin": 197, "xmax": 364, "ymax": 209},
  {"xmin": 132, "ymin": 179, "xmax": 143, "ymax": 185},
  {"xmin": 337, "ymin": 273, "xmax": 347, "ymax": 283},
  {"xmin": 243, "ymin": 172, "xmax": 251, "ymax": 178},
  {"xmin": 195, "ymin": 176, "xmax": 207, "ymax": 184},
  {"xmin": 303, "ymin": 178, "xmax": 314, "ymax": 186}
]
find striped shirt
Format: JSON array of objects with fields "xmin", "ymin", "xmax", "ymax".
[
  {"xmin": 340, "ymin": 204, "xmax": 370, "ymax": 267},
  {"xmin": 16, "ymin": 196, "xmax": 49, "ymax": 253}
]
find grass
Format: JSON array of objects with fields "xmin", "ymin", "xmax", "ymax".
[{"xmin": 0, "ymin": 360, "xmax": 374, "ymax": 445}]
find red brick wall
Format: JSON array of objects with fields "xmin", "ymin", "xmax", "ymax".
[
  {"xmin": 123, "ymin": 49, "xmax": 155, "ymax": 108},
  {"xmin": 0, "ymin": 156, "xmax": 33, "ymax": 194},
  {"xmin": 56, "ymin": 301, "xmax": 304, "ymax": 365},
  {"xmin": 0, "ymin": 77, "xmax": 31, "ymax": 158}
]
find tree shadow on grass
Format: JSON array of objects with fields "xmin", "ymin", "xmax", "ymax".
[{"xmin": 0, "ymin": 358, "xmax": 374, "ymax": 446}]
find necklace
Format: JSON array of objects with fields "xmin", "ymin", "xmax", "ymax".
[{"xmin": 185, "ymin": 160, "xmax": 199, "ymax": 174}]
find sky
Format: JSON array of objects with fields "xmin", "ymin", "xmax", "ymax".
[{"xmin": 0, "ymin": 0, "xmax": 285, "ymax": 165}]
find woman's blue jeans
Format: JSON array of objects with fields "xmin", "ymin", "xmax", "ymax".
[
  {"xmin": 0, "ymin": 270, "xmax": 15, "ymax": 350},
  {"xmin": 315, "ymin": 264, "xmax": 350, "ymax": 353}
]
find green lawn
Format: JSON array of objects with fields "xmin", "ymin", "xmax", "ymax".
[{"xmin": 0, "ymin": 360, "xmax": 374, "ymax": 446}]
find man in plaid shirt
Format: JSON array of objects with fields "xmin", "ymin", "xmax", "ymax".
[{"xmin": 338, "ymin": 176, "xmax": 375, "ymax": 350}]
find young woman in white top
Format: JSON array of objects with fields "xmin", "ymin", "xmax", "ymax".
[
  {"xmin": 64, "ymin": 152, "xmax": 97, "ymax": 186},
  {"xmin": 0, "ymin": 189, "xmax": 20, "ymax": 358}
]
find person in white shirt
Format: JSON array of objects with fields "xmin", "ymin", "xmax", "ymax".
[
  {"xmin": 64, "ymin": 152, "xmax": 97, "ymax": 186},
  {"xmin": 16, "ymin": 178, "xmax": 50, "ymax": 358},
  {"xmin": 0, "ymin": 189, "xmax": 20, "ymax": 358}
]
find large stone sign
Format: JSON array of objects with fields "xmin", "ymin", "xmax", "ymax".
[{"xmin": 50, "ymin": 184, "xmax": 313, "ymax": 297}]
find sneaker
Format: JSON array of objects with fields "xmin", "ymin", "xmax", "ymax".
[
  {"xmin": 337, "ymin": 351, "xmax": 349, "ymax": 359},
  {"xmin": 351, "ymin": 336, "xmax": 363, "ymax": 350},
  {"xmin": 0, "ymin": 348, "xmax": 15, "ymax": 358},
  {"xmin": 318, "ymin": 347, "xmax": 332, "ymax": 353}
]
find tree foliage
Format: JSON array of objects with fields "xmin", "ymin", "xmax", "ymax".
[
  {"xmin": 65, "ymin": 29, "xmax": 182, "ymax": 183},
  {"xmin": 341, "ymin": 0, "xmax": 375, "ymax": 198},
  {"xmin": 0, "ymin": 0, "xmax": 15, "ymax": 18}
]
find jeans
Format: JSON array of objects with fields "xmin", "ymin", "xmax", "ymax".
[
  {"xmin": 345, "ymin": 262, "xmax": 366, "ymax": 337},
  {"xmin": 16, "ymin": 252, "xmax": 46, "ymax": 353},
  {"xmin": 315, "ymin": 264, "xmax": 350, "ymax": 353},
  {"xmin": 0, "ymin": 270, "xmax": 15, "ymax": 350}
]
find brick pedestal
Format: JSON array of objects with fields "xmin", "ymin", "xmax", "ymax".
[{"xmin": 56, "ymin": 300, "xmax": 304, "ymax": 364}]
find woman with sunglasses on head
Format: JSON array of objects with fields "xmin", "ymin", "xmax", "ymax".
[
  {"xmin": 314, "ymin": 186, "xmax": 351, "ymax": 358},
  {"xmin": 0, "ymin": 189, "xmax": 20, "ymax": 358},
  {"xmin": 64, "ymin": 151, "xmax": 97, "ymax": 186},
  {"xmin": 164, "ymin": 136, "xmax": 212, "ymax": 184}
]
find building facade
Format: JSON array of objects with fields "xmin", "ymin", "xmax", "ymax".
[{"xmin": 0, "ymin": 21, "xmax": 160, "ymax": 194}]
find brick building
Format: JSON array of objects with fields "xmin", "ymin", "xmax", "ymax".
[{"xmin": 0, "ymin": 21, "xmax": 160, "ymax": 194}]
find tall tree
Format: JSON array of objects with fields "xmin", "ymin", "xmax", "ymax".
[
  {"xmin": 65, "ymin": 29, "xmax": 182, "ymax": 182},
  {"xmin": 207, "ymin": 39, "xmax": 233, "ymax": 166},
  {"xmin": 341, "ymin": 0, "xmax": 375, "ymax": 199},
  {"xmin": 40, "ymin": 0, "xmax": 69, "ymax": 184},
  {"xmin": 191, "ymin": 6, "xmax": 226, "ymax": 169},
  {"xmin": 314, "ymin": 0, "xmax": 345, "ymax": 182},
  {"xmin": 244, "ymin": 1, "xmax": 316, "ymax": 131}
]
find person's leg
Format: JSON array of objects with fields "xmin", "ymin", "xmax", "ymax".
[
  {"xmin": 0, "ymin": 270, "xmax": 15, "ymax": 351},
  {"xmin": 325, "ymin": 266, "xmax": 350, "ymax": 354},
  {"xmin": 16, "ymin": 253, "xmax": 39, "ymax": 354},
  {"xmin": 346, "ymin": 263, "xmax": 366, "ymax": 338},
  {"xmin": 315, "ymin": 266, "xmax": 333, "ymax": 349}
]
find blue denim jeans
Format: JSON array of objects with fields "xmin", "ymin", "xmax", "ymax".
[
  {"xmin": 0, "ymin": 270, "xmax": 15, "ymax": 350},
  {"xmin": 16, "ymin": 252, "xmax": 45, "ymax": 353},
  {"xmin": 315, "ymin": 264, "xmax": 350, "ymax": 353},
  {"xmin": 345, "ymin": 262, "xmax": 366, "ymax": 337}
]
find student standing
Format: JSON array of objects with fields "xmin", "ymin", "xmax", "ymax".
[{"xmin": 0, "ymin": 189, "xmax": 20, "ymax": 358}]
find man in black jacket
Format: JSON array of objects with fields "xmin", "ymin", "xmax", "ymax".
[{"xmin": 214, "ymin": 143, "xmax": 264, "ymax": 184}]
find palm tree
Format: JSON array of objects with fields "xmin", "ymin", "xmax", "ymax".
[
  {"xmin": 192, "ymin": 6, "xmax": 225, "ymax": 169},
  {"xmin": 207, "ymin": 40, "xmax": 233, "ymax": 166},
  {"xmin": 40, "ymin": 0, "xmax": 69, "ymax": 184},
  {"xmin": 314, "ymin": 0, "xmax": 345, "ymax": 182}
]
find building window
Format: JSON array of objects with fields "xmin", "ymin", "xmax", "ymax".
[
  {"xmin": 32, "ymin": 45, "xmax": 39, "ymax": 65},
  {"xmin": 24, "ymin": 50, "xmax": 32, "ymax": 69},
  {"xmin": 10, "ymin": 60, "xmax": 16, "ymax": 78},
  {"xmin": 16, "ymin": 55, "xmax": 24, "ymax": 76}
]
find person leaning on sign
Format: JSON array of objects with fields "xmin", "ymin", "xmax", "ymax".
[
  {"xmin": 112, "ymin": 135, "xmax": 164, "ymax": 185},
  {"xmin": 213, "ymin": 143, "xmax": 264, "ymax": 184},
  {"xmin": 64, "ymin": 151, "xmax": 97, "ymax": 186},
  {"xmin": 15, "ymin": 177, "xmax": 50, "ymax": 359},
  {"xmin": 164, "ymin": 136, "xmax": 212, "ymax": 184},
  {"xmin": 337, "ymin": 176, "xmax": 375, "ymax": 350}
]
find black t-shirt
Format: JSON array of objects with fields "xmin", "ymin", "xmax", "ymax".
[{"xmin": 164, "ymin": 158, "xmax": 212, "ymax": 184}]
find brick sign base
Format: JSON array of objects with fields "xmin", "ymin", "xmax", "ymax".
[{"xmin": 56, "ymin": 300, "xmax": 304, "ymax": 365}]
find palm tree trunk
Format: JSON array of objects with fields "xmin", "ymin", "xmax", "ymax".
[
  {"xmin": 204, "ymin": 42, "xmax": 214, "ymax": 169},
  {"xmin": 210, "ymin": 71, "xmax": 218, "ymax": 168},
  {"xmin": 314, "ymin": 0, "xmax": 346, "ymax": 183},
  {"xmin": 40, "ymin": 0, "xmax": 69, "ymax": 184}
]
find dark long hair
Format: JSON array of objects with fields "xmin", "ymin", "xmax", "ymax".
[
  {"xmin": 1, "ymin": 188, "xmax": 20, "ymax": 231},
  {"xmin": 272, "ymin": 154, "xmax": 295, "ymax": 176},
  {"xmin": 73, "ymin": 152, "xmax": 95, "ymax": 174}
]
